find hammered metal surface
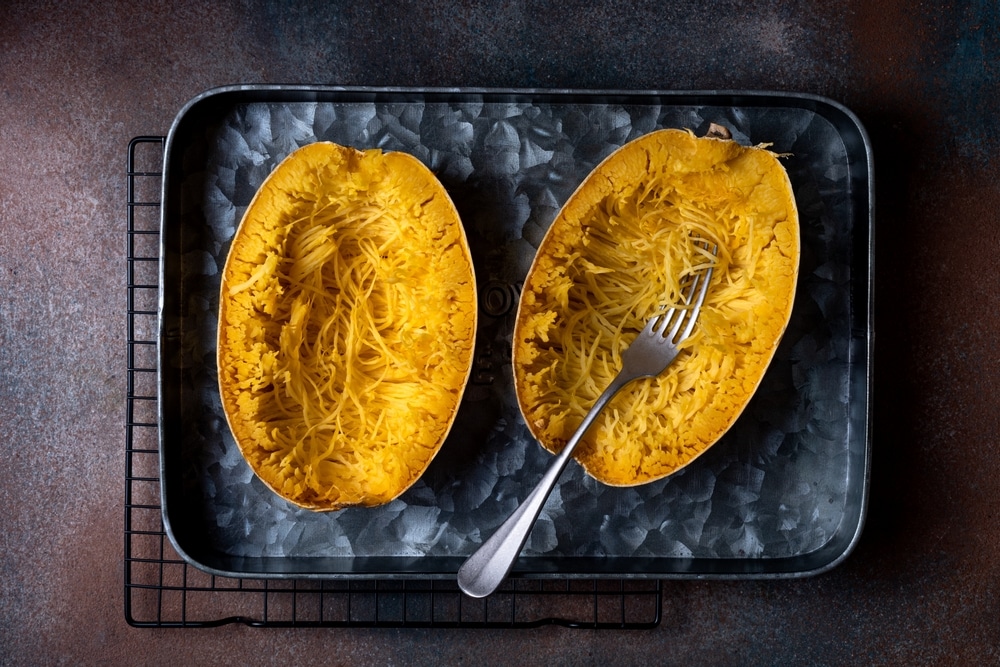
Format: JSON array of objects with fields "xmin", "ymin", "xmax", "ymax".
[{"xmin": 164, "ymin": 95, "xmax": 862, "ymax": 567}]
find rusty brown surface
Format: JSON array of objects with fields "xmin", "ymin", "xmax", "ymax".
[{"xmin": 2, "ymin": 0, "xmax": 999, "ymax": 663}]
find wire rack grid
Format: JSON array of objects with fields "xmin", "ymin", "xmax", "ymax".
[{"xmin": 124, "ymin": 135, "xmax": 663, "ymax": 629}]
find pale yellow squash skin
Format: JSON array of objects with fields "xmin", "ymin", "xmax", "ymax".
[
  {"xmin": 218, "ymin": 142, "xmax": 477, "ymax": 510},
  {"xmin": 513, "ymin": 128, "xmax": 799, "ymax": 486}
]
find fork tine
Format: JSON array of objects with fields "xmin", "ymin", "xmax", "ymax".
[
  {"xmin": 646, "ymin": 242, "xmax": 717, "ymax": 343},
  {"xmin": 667, "ymin": 269, "xmax": 702, "ymax": 341},
  {"xmin": 655, "ymin": 308, "xmax": 676, "ymax": 335},
  {"xmin": 678, "ymin": 246, "xmax": 716, "ymax": 340},
  {"xmin": 641, "ymin": 313, "xmax": 660, "ymax": 335}
]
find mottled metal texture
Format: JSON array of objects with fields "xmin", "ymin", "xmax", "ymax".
[
  {"xmin": 159, "ymin": 90, "xmax": 867, "ymax": 578},
  {"xmin": 1, "ymin": 0, "xmax": 998, "ymax": 664}
]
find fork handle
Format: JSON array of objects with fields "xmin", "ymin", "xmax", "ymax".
[{"xmin": 457, "ymin": 369, "xmax": 639, "ymax": 598}]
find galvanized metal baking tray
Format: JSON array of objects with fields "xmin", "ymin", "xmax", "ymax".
[{"xmin": 159, "ymin": 85, "xmax": 872, "ymax": 580}]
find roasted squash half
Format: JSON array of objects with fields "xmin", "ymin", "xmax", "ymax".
[
  {"xmin": 513, "ymin": 128, "xmax": 799, "ymax": 486},
  {"xmin": 218, "ymin": 142, "xmax": 477, "ymax": 510}
]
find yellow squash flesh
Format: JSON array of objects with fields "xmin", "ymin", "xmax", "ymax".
[
  {"xmin": 218, "ymin": 142, "xmax": 477, "ymax": 510},
  {"xmin": 513, "ymin": 128, "xmax": 799, "ymax": 486}
]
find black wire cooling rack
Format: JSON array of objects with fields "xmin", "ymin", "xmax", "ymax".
[{"xmin": 124, "ymin": 136, "xmax": 662, "ymax": 629}]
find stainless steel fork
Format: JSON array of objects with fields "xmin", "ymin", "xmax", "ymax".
[{"xmin": 457, "ymin": 246, "xmax": 717, "ymax": 598}]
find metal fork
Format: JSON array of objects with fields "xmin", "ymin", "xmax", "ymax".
[{"xmin": 457, "ymin": 246, "xmax": 717, "ymax": 598}]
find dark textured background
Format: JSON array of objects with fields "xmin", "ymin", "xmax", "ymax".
[{"xmin": 1, "ymin": 1, "xmax": 998, "ymax": 664}]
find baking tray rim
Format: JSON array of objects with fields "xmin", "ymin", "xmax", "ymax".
[{"xmin": 157, "ymin": 84, "xmax": 873, "ymax": 581}]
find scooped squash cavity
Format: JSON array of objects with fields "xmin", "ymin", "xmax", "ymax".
[
  {"xmin": 217, "ymin": 142, "xmax": 477, "ymax": 510},
  {"xmin": 513, "ymin": 127, "xmax": 799, "ymax": 486}
]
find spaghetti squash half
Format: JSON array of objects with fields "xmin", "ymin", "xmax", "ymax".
[
  {"xmin": 513, "ymin": 127, "xmax": 799, "ymax": 486},
  {"xmin": 218, "ymin": 142, "xmax": 477, "ymax": 510}
]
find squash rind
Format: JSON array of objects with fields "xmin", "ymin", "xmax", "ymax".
[
  {"xmin": 217, "ymin": 142, "xmax": 477, "ymax": 510},
  {"xmin": 512, "ymin": 129, "xmax": 800, "ymax": 486}
]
